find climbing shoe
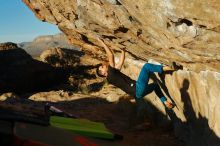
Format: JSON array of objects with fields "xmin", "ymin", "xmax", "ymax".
[{"xmin": 170, "ymin": 62, "xmax": 183, "ymax": 70}]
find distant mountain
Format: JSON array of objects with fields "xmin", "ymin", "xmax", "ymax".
[{"xmin": 18, "ymin": 33, "xmax": 77, "ymax": 57}]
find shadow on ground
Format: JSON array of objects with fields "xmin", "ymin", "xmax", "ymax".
[{"xmin": 0, "ymin": 96, "xmax": 181, "ymax": 146}]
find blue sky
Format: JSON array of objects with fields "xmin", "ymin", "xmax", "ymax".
[{"xmin": 0, "ymin": 0, "xmax": 60, "ymax": 43}]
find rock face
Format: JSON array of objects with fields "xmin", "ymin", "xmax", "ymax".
[
  {"xmin": 23, "ymin": 0, "xmax": 220, "ymax": 72},
  {"xmin": 40, "ymin": 47, "xmax": 84, "ymax": 67},
  {"xmin": 40, "ymin": 47, "xmax": 105, "ymax": 93},
  {"xmin": 22, "ymin": 0, "xmax": 220, "ymax": 145},
  {"xmin": 120, "ymin": 59, "xmax": 220, "ymax": 145},
  {"xmin": 0, "ymin": 42, "xmax": 68, "ymax": 93},
  {"xmin": 165, "ymin": 70, "xmax": 220, "ymax": 146}
]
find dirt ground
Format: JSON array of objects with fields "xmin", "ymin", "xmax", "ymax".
[
  {"xmin": 1, "ymin": 94, "xmax": 183, "ymax": 146},
  {"xmin": 55, "ymin": 97, "xmax": 183, "ymax": 146}
]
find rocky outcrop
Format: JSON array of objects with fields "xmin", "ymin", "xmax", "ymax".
[
  {"xmin": 40, "ymin": 47, "xmax": 105, "ymax": 93},
  {"xmin": 0, "ymin": 42, "xmax": 68, "ymax": 93},
  {"xmin": 23, "ymin": 0, "xmax": 220, "ymax": 72},
  {"xmin": 40, "ymin": 47, "xmax": 84, "ymax": 67},
  {"xmin": 22, "ymin": 0, "xmax": 220, "ymax": 145},
  {"xmin": 19, "ymin": 33, "xmax": 76, "ymax": 57},
  {"xmin": 165, "ymin": 70, "xmax": 220, "ymax": 146},
  {"xmin": 120, "ymin": 59, "xmax": 220, "ymax": 146}
]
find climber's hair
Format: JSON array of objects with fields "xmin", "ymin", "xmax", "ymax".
[{"xmin": 96, "ymin": 64, "xmax": 106, "ymax": 78}]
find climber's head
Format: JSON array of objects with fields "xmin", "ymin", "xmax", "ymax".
[{"xmin": 96, "ymin": 63, "xmax": 108, "ymax": 77}]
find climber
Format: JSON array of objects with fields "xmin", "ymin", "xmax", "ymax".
[{"xmin": 96, "ymin": 38, "xmax": 181, "ymax": 109}]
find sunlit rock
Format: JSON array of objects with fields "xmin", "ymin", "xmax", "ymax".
[{"xmin": 23, "ymin": 0, "xmax": 220, "ymax": 145}]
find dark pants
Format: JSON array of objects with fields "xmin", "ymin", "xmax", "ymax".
[{"xmin": 136, "ymin": 63, "xmax": 166, "ymax": 102}]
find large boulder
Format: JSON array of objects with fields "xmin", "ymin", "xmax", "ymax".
[
  {"xmin": 0, "ymin": 42, "xmax": 68, "ymax": 93},
  {"xmin": 22, "ymin": 0, "xmax": 220, "ymax": 145},
  {"xmin": 120, "ymin": 58, "xmax": 220, "ymax": 145},
  {"xmin": 23, "ymin": 0, "xmax": 220, "ymax": 72},
  {"xmin": 40, "ymin": 47, "xmax": 105, "ymax": 93},
  {"xmin": 40, "ymin": 47, "xmax": 84, "ymax": 67}
]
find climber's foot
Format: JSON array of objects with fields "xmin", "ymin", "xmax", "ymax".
[{"xmin": 170, "ymin": 62, "xmax": 183, "ymax": 71}]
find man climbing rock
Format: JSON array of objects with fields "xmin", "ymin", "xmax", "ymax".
[{"xmin": 96, "ymin": 38, "xmax": 181, "ymax": 109}]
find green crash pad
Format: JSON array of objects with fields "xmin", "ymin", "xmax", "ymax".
[
  {"xmin": 14, "ymin": 122, "xmax": 124, "ymax": 146},
  {"xmin": 50, "ymin": 116, "xmax": 114, "ymax": 140}
]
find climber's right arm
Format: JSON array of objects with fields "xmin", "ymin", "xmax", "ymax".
[{"xmin": 97, "ymin": 38, "xmax": 115, "ymax": 67}]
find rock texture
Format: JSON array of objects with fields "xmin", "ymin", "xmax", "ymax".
[
  {"xmin": 23, "ymin": 0, "xmax": 220, "ymax": 72},
  {"xmin": 165, "ymin": 70, "xmax": 220, "ymax": 146},
  {"xmin": 0, "ymin": 42, "xmax": 68, "ymax": 93},
  {"xmin": 121, "ymin": 59, "xmax": 220, "ymax": 146},
  {"xmin": 40, "ymin": 47, "xmax": 106, "ymax": 93},
  {"xmin": 40, "ymin": 47, "xmax": 84, "ymax": 67},
  {"xmin": 22, "ymin": 0, "xmax": 220, "ymax": 145}
]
